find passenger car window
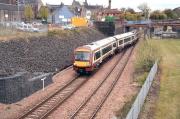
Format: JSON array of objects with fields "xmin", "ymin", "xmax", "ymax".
[
  {"xmin": 113, "ymin": 43, "xmax": 116, "ymax": 47},
  {"xmin": 102, "ymin": 45, "xmax": 112, "ymax": 55},
  {"xmin": 94, "ymin": 51, "xmax": 101, "ymax": 60},
  {"xmin": 119, "ymin": 40, "xmax": 123, "ymax": 45}
]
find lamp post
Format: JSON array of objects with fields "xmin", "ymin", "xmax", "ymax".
[
  {"xmin": 123, "ymin": 10, "xmax": 126, "ymax": 33},
  {"xmin": 18, "ymin": 0, "xmax": 20, "ymax": 22},
  {"xmin": 16, "ymin": 0, "xmax": 21, "ymax": 22}
]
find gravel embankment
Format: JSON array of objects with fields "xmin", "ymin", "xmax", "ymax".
[{"xmin": 0, "ymin": 27, "xmax": 105, "ymax": 76}]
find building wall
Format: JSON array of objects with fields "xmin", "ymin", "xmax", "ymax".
[
  {"xmin": 0, "ymin": 0, "xmax": 9, "ymax": 4},
  {"xmin": 0, "ymin": 3, "xmax": 24, "ymax": 22},
  {"xmin": 48, "ymin": 5, "xmax": 75, "ymax": 24},
  {"xmin": 0, "ymin": 10, "xmax": 24, "ymax": 22},
  {"xmin": 0, "ymin": 0, "xmax": 43, "ymax": 22},
  {"xmin": 0, "ymin": 0, "xmax": 16, "ymax": 4}
]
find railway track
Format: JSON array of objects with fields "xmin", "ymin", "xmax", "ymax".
[
  {"xmin": 17, "ymin": 73, "xmax": 89, "ymax": 119},
  {"xmin": 70, "ymin": 46, "xmax": 135, "ymax": 119},
  {"xmin": 17, "ymin": 46, "xmax": 133, "ymax": 119},
  {"xmin": 16, "ymin": 53, "xmax": 124, "ymax": 119}
]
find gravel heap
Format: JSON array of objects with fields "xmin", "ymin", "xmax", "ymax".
[{"xmin": 0, "ymin": 27, "xmax": 105, "ymax": 76}]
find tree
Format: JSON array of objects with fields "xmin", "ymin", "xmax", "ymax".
[
  {"xmin": 173, "ymin": 7, "xmax": 180, "ymax": 18},
  {"xmin": 138, "ymin": 3, "xmax": 151, "ymax": 20},
  {"xmin": 126, "ymin": 8, "xmax": 135, "ymax": 14},
  {"xmin": 39, "ymin": 6, "xmax": 49, "ymax": 21},
  {"xmin": 150, "ymin": 10, "xmax": 167, "ymax": 20},
  {"xmin": 164, "ymin": 9, "xmax": 177, "ymax": 19},
  {"xmin": 24, "ymin": 4, "xmax": 34, "ymax": 22},
  {"xmin": 124, "ymin": 12, "xmax": 142, "ymax": 21},
  {"xmin": 159, "ymin": 13, "xmax": 167, "ymax": 20},
  {"xmin": 120, "ymin": 8, "xmax": 126, "ymax": 13}
]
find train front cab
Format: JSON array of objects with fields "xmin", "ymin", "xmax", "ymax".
[{"xmin": 73, "ymin": 48, "xmax": 94, "ymax": 74}]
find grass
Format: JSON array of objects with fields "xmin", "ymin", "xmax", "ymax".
[
  {"xmin": 0, "ymin": 29, "xmax": 47, "ymax": 41},
  {"xmin": 134, "ymin": 40, "xmax": 161, "ymax": 86},
  {"xmin": 47, "ymin": 27, "xmax": 92, "ymax": 37},
  {"xmin": 115, "ymin": 39, "xmax": 161, "ymax": 118},
  {"xmin": 115, "ymin": 95, "xmax": 137, "ymax": 119},
  {"xmin": 0, "ymin": 26, "xmax": 92, "ymax": 41},
  {"xmin": 152, "ymin": 39, "xmax": 180, "ymax": 119},
  {"xmin": 124, "ymin": 39, "xmax": 180, "ymax": 119}
]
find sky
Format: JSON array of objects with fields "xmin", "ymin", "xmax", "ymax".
[{"xmin": 43, "ymin": 0, "xmax": 180, "ymax": 11}]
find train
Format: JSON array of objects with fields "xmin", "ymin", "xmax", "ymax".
[{"xmin": 73, "ymin": 30, "xmax": 140, "ymax": 74}]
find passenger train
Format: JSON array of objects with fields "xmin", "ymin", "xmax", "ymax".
[{"xmin": 73, "ymin": 31, "xmax": 139, "ymax": 73}]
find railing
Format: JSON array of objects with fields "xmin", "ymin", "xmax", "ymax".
[
  {"xmin": 125, "ymin": 61, "xmax": 158, "ymax": 119},
  {"xmin": 126, "ymin": 19, "xmax": 180, "ymax": 25},
  {"xmin": 126, "ymin": 20, "xmax": 151, "ymax": 25}
]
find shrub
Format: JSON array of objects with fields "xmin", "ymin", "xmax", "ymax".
[{"xmin": 135, "ymin": 40, "xmax": 161, "ymax": 73}]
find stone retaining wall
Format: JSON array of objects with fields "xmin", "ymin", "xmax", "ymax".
[{"xmin": 0, "ymin": 72, "xmax": 53, "ymax": 104}]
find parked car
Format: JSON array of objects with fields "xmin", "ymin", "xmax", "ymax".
[
  {"xmin": 62, "ymin": 24, "xmax": 76, "ymax": 30},
  {"xmin": 16, "ymin": 23, "xmax": 40, "ymax": 32}
]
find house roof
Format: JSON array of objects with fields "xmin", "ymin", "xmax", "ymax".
[
  {"xmin": 72, "ymin": 0, "xmax": 81, "ymax": 7},
  {"xmin": 84, "ymin": 5, "xmax": 103, "ymax": 10},
  {"xmin": 99, "ymin": 9, "xmax": 122, "ymax": 14}
]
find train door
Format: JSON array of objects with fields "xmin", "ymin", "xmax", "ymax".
[{"xmin": 112, "ymin": 42, "xmax": 117, "ymax": 54}]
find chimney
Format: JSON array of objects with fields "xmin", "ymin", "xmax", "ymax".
[{"xmin": 108, "ymin": 0, "xmax": 111, "ymax": 9}]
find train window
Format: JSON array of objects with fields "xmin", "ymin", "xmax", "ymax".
[
  {"xmin": 119, "ymin": 40, "xmax": 123, "ymax": 45},
  {"xmin": 102, "ymin": 45, "xmax": 112, "ymax": 55},
  {"xmin": 75, "ymin": 52, "xmax": 90, "ymax": 61},
  {"xmin": 113, "ymin": 43, "xmax": 116, "ymax": 47},
  {"xmin": 94, "ymin": 51, "xmax": 101, "ymax": 60},
  {"xmin": 124, "ymin": 38, "xmax": 131, "ymax": 42}
]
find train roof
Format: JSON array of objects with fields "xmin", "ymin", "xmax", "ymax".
[
  {"xmin": 85, "ymin": 37, "xmax": 116, "ymax": 51},
  {"xmin": 114, "ymin": 32, "xmax": 134, "ymax": 39},
  {"xmin": 75, "ymin": 31, "xmax": 135, "ymax": 52}
]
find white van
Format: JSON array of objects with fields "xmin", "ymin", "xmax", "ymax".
[{"xmin": 16, "ymin": 23, "xmax": 39, "ymax": 32}]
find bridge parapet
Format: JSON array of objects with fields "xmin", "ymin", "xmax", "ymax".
[{"xmin": 125, "ymin": 19, "xmax": 180, "ymax": 27}]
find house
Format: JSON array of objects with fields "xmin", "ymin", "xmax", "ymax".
[
  {"xmin": 96, "ymin": 9, "xmax": 123, "ymax": 21},
  {"xmin": 0, "ymin": 0, "xmax": 45, "ymax": 22},
  {"xmin": 47, "ymin": 3, "xmax": 75, "ymax": 24},
  {"xmin": 72, "ymin": 0, "xmax": 82, "ymax": 16},
  {"xmin": 71, "ymin": 0, "xmax": 103, "ymax": 20},
  {"xmin": 0, "ymin": 0, "xmax": 24, "ymax": 22}
]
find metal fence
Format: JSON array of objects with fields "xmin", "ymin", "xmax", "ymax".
[{"xmin": 126, "ymin": 61, "xmax": 158, "ymax": 119}]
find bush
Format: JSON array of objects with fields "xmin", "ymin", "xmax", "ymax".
[
  {"xmin": 135, "ymin": 40, "xmax": 161, "ymax": 73},
  {"xmin": 48, "ymin": 29, "xmax": 69, "ymax": 37}
]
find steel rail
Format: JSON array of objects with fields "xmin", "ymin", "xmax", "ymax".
[
  {"xmin": 17, "ymin": 74, "xmax": 80, "ymax": 119},
  {"xmin": 70, "ymin": 48, "xmax": 128, "ymax": 119},
  {"xmin": 89, "ymin": 46, "xmax": 135, "ymax": 119}
]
